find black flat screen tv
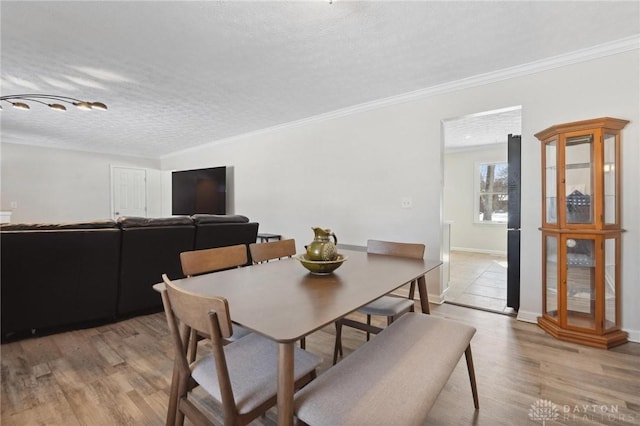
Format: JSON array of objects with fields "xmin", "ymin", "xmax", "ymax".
[{"xmin": 172, "ymin": 166, "xmax": 226, "ymax": 215}]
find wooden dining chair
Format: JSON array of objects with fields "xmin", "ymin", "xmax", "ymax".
[
  {"xmin": 333, "ymin": 239, "xmax": 426, "ymax": 364},
  {"xmin": 161, "ymin": 274, "xmax": 322, "ymax": 426},
  {"xmin": 180, "ymin": 244, "xmax": 248, "ymax": 277},
  {"xmin": 248, "ymin": 238, "xmax": 310, "ymax": 349},
  {"xmin": 249, "ymin": 238, "xmax": 296, "ymax": 264},
  {"xmin": 180, "ymin": 244, "xmax": 252, "ymax": 362}
]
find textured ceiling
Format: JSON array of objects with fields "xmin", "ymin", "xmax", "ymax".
[
  {"xmin": 1, "ymin": 1, "xmax": 639, "ymax": 158},
  {"xmin": 443, "ymin": 106, "xmax": 522, "ymax": 153}
]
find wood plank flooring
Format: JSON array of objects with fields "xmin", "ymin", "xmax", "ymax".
[{"xmin": 2, "ymin": 303, "xmax": 639, "ymax": 425}]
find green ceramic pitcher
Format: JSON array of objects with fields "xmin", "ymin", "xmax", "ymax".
[{"xmin": 306, "ymin": 227, "xmax": 338, "ymax": 261}]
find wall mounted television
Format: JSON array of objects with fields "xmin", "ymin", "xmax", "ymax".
[{"xmin": 172, "ymin": 166, "xmax": 226, "ymax": 215}]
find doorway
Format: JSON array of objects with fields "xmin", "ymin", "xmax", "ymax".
[
  {"xmin": 442, "ymin": 106, "xmax": 521, "ymax": 314},
  {"xmin": 447, "ymin": 251, "xmax": 512, "ymax": 313}
]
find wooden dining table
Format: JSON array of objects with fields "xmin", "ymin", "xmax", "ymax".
[{"xmin": 155, "ymin": 248, "xmax": 441, "ymax": 426}]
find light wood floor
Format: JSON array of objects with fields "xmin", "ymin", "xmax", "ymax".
[{"xmin": 2, "ymin": 303, "xmax": 639, "ymax": 425}]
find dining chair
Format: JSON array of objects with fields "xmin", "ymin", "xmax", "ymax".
[
  {"xmin": 180, "ymin": 244, "xmax": 252, "ymax": 361},
  {"xmin": 249, "ymin": 238, "xmax": 296, "ymax": 264},
  {"xmin": 180, "ymin": 244, "xmax": 248, "ymax": 277},
  {"xmin": 333, "ymin": 239, "xmax": 426, "ymax": 364},
  {"xmin": 160, "ymin": 274, "xmax": 322, "ymax": 426},
  {"xmin": 248, "ymin": 238, "xmax": 310, "ymax": 349}
]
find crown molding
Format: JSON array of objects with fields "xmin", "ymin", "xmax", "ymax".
[{"xmin": 162, "ymin": 35, "xmax": 640, "ymax": 160}]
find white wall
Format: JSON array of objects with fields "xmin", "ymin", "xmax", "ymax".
[
  {"xmin": 161, "ymin": 50, "xmax": 640, "ymax": 340},
  {"xmin": 444, "ymin": 145, "xmax": 508, "ymax": 254},
  {"xmin": 0, "ymin": 143, "xmax": 163, "ymax": 223},
  {"xmin": 161, "ymin": 102, "xmax": 447, "ymax": 297}
]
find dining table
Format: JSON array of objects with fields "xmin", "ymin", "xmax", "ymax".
[{"xmin": 155, "ymin": 248, "xmax": 441, "ymax": 426}]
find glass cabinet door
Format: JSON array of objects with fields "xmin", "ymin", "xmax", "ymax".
[
  {"xmin": 564, "ymin": 134, "xmax": 594, "ymax": 225},
  {"xmin": 565, "ymin": 237, "xmax": 596, "ymax": 330},
  {"xmin": 603, "ymin": 133, "xmax": 618, "ymax": 226},
  {"xmin": 544, "ymin": 140, "xmax": 557, "ymax": 224},
  {"xmin": 604, "ymin": 237, "xmax": 618, "ymax": 331},
  {"xmin": 544, "ymin": 234, "xmax": 558, "ymax": 320}
]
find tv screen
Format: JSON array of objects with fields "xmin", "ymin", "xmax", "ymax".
[{"xmin": 172, "ymin": 166, "xmax": 226, "ymax": 215}]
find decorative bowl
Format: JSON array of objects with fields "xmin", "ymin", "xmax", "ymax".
[{"xmin": 297, "ymin": 253, "xmax": 347, "ymax": 275}]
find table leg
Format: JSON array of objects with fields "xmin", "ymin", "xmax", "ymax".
[
  {"xmin": 416, "ymin": 274, "xmax": 431, "ymax": 314},
  {"xmin": 277, "ymin": 342, "xmax": 295, "ymax": 426}
]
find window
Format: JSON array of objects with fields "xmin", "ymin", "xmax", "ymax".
[{"xmin": 476, "ymin": 162, "xmax": 508, "ymax": 224}]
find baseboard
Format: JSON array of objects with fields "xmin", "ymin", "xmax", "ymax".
[
  {"xmin": 516, "ymin": 310, "xmax": 539, "ymax": 324},
  {"xmin": 429, "ymin": 291, "xmax": 446, "ymax": 305},
  {"xmin": 403, "ymin": 289, "xmax": 445, "ymax": 305},
  {"xmin": 625, "ymin": 329, "xmax": 640, "ymax": 343},
  {"xmin": 451, "ymin": 247, "xmax": 507, "ymax": 257}
]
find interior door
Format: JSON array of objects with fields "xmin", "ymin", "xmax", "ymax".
[
  {"xmin": 507, "ymin": 134, "xmax": 522, "ymax": 311},
  {"xmin": 111, "ymin": 166, "xmax": 147, "ymax": 219}
]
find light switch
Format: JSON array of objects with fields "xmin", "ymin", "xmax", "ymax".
[{"xmin": 401, "ymin": 197, "xmax": 413, "ymax": 209}]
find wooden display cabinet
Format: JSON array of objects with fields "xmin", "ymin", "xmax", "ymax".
[{"xmin": 535, "ymin": 117, "xmax": 629, "ymax": 349}]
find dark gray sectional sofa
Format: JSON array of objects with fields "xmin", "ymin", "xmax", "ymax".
[{"xmin": 0, "ymin": 215, "xmax": 258, "ymax": 340}]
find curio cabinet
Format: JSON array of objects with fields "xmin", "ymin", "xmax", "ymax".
[{"xmin": 535, "ymin": 117, "xmax": 629, "ymax": 349}]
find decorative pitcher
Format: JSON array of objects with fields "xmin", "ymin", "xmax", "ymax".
[{"xmin": 306, "ymin": 227, "xmax": 338, "ymax": 261}]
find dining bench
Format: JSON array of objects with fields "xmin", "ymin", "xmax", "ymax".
[{"xmin": 294, "ymin": 313, "xmax": 478, "ymax": 426}]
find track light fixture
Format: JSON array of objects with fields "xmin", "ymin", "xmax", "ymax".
[{"xmin": 0, "ymin": 94, "xmax": 108, "ymax": 112}]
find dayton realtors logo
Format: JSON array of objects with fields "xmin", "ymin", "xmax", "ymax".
[
  {"xmin": 529, "ymin": 399, "xmax": 559, "ymax": 425},
  {"xmin": 529, "ymin": 399, "xmax": 635, "ymax": 424}
]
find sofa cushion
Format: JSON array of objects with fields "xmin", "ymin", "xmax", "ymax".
[
  {"xmin": 0, "ymin": 220, "xmax": 117, "ymax": 231},
  {"xmin": 117, "ymin": 216, "xmax": 194, "ymax": 228},
  {"xmin": 191, "ymin": 214, "xmax": 249, "ymax": 224}
]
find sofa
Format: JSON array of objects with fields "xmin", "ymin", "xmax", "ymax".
[
  {"xmin": 117, "ymin": 216, "xmax": 196, "ymax": 316},
  {"xmin": 1, "ymin": 215, "xmax": 259, "ymax": 340}
]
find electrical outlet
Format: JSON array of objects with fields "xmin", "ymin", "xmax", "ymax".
[{"xmin": 401, "ymin": 197, "xmax": 413, "ymax": 209}]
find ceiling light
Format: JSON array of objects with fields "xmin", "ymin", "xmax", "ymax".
[
  {"xmin": 73, "ymin": 101, "xmax": 93, "ymax": 110},
  {"xmin": 90, "ymin": 102, "xmax": 108, "ymax": 111},
  {"xmin": 12, "ymin": 102, "xmax": 30, "ymax": 110},
  {"xmin": 0, "ymin": 94, "xmax": 108, "ymax": 112}
]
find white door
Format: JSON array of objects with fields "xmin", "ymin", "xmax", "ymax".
[{"xmin": 111, "ymin": 166, "xmax": 147, "ymax": 219}]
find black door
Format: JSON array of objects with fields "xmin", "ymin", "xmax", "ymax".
[{"xmin": 507, "ymin": 134, "xmax": 522, "ymax": 311}]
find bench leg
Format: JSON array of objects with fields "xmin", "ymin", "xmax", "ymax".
[{"xmin": 465, "ymin": 344, "xmax": 479, "ymax": 409}]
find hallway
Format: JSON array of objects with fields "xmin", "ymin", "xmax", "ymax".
[{"xmin": 444, "ymin": 251, "xmax": 515, "ymax": 315}]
